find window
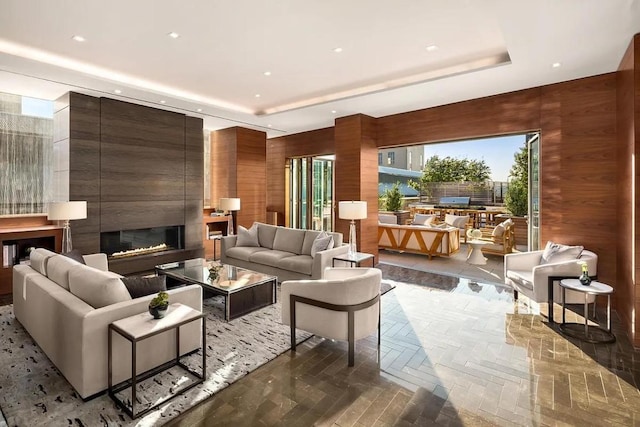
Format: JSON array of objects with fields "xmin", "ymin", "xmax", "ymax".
[
  {"xmin": 387, "ymin": 152, "xmax": 395, "ymax": 165},
  {"xmin": 378, "ymin": 152, "xmax": 383, "ymax": 165}
]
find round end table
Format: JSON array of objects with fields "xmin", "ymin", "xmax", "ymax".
[{"xmin": 558, "ymin": 278, "xmax": 615, "ymax": 344}]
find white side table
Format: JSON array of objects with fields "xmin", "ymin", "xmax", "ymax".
[
  {"xmin": 559, "ymin": 279, "xmax": 615, "ymax": 344},
  {"xmin": 466, "ymin": 240, "xmax": 489, "ymax": 265},
  {"xmin": 108, "ymin": 303, "xmax": 206, "ymax": 418}
]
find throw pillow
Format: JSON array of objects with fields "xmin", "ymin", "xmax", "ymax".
[
  {"xmin": 68, "ymin": 265, "xmax": 131, "ymax": 308},
  {"xmin": 492, "ymin": 223, "xmax": 505, "ymax": 238},
  {"xmin": 445, "ymin": 214, "xmax": 469, "ymax": 229},
  {"xmin": 310, "ymin": 231, "xmax": 335, "ymax": 258},
  {"xmin": 540, "ymin": 241, "xmax": 584, "ymax": 264},
  {"xmin": 236, "ymin": 224, "xmax": 260, "ymax": 247},
  {"xmin": 62, "ymin": 249, "xmax": 86, "ymax": 265},
  {"xmin": 412, "ymin": 214, "xmax": 435, "ymax": 226},
  {"xmin": 121, "ymin": 275, "xmax": 167, "ymax": 299}
]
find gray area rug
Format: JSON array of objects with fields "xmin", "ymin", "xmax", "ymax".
[{"xmin": 0, "ymin": 295, "xmax": 312, "ymax": 426}]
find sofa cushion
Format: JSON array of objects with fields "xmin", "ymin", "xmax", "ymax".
[
  {"xmin": 121, "ymin": 275, "xmax": 167, "ymax": 299},
  {"xmin": 236, "ymin": 224, "xmax": 260, "ymax": 247},
  {"xmin": 29, "ymin": 248, "xmax": 57, "ymax": 275},
  {"xmin": 273, "ymin": 228, "xmax": 306, "ymax": 255},
  {"xmin": 250, "ymin": 250, "xmax": 296, "ymax": 267},
  {"xmin": 257, "ymin": 223, "xmax": 278, "ymax": 249},
  {"xmin": 277, "ymin": 255, "xmax": 313, "ymax": 275},
  {"xmin": 47, "ymin": 254, "xmax": 84, "ymax": 290},
  {"xmin": 541, "ymin": 241, "xmax": 583, "ymax": 264},
  {"xmin": 226, "ymin": 246, "xmax": 269, "ymax": 262},
  {"xmin": 378, "ymin": 213, "xmax": 397, "ymax": 224},
  {"xmin": 62, "ymin": 249, "xmax": 86, "ymax": 264},
  {"xmin": 412, "ymin": 214, "xmax": 435, "ymax": 226},
  {"xmin": 445, "ymin": 214, "xmax": 469, "ymax": 229},
  {"xmin": 310, "ymin": 232, "xmax": 334, "ymax": 258},
  {"xmin": 68, "ymin": 265, "xmax": 131, "ymax": 308}
]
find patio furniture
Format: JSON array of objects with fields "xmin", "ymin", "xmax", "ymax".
[
  {"xmin": 378, "ymin": 223, "xmax": 460, "ymax": 259},
  {"xmin": 467, "ymin": 219, "xmax": 516, "ymax": 256}
]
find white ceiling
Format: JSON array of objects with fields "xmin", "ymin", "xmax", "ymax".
[{"xmin": 0, "ymin": 0, "xmax": 639, "ymax": 137}]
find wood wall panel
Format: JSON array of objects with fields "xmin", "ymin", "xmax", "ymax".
[
  {"xmin": 236, "ymin": 128, "xmax": 267, "ymax": 228},
  {"xmin": 210, "ymin": 128, "xmax": 237, "ymax": 207},
  {"xmin": 100, "ymin": 201, "xmax": 185, "ymax": 232},
  {"xmin": 68, "ymin": 92, "xmax": 101, "ymax": 253},
  {"xmin": 267, "ymin": 127, "xmax": 334, "ymax": 225},
  {"xmin": 185, "ymin": 117, "xmax": 204, "ymax": 252}
]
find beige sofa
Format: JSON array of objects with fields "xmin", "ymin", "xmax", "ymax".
[
  {"xmin": 378, "ymin": 223, "xmax": 460, "ymax": 258},
  {"xmin": 13, "ymin": 248, "xmax": 202, "ymax": 399},
  {"xmin": 220, "ymin": 222, "xmax": 348, "ymax": 281}
]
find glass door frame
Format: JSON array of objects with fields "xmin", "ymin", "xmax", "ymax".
[{"xmin": 527, "ymin": 132, "xmax": 540, "ymax": 251}]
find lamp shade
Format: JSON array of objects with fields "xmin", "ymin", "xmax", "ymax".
[
  {"xmin": 48, "ymin": 201, "xmax": 87, "ymax": 220},
  {"xmin": 219, "ymin": 198, "xmax": 241, "ymax": 211},
  {"xmin": 339, "ymin": 201, "xmax": 367, "ymax": 220}
]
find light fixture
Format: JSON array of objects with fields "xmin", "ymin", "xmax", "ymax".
[
  {"xmin": 114, "ymin": 89, "xmax": 122, "ymax": 94},
  {"xmin": 331, "ymin": 110, "xmax": 337, "ymax": 114},
  {"xmin": 72, "ymin": 35, "xmax": 85, "ymax": 42},
  {"xmin": 160, "ymin": 100, "xmax": 166, "ymax": 104},
  {"xmin": 267, "ymin": 124, "xmax": 272, "ymax": 128},
  {"xmin": 552, "ymin": 62, "xmax": 561, "ymax": 68},
  {"xmin": 338, "ymin": 201, "xmax": 367, "ymax": 258},
  {"xmin": 219, "ymin": 198, "xmax": 241, "ymax": 235},
  {"xmin": 426, "ymin": 45, "xmax": 438, "ymax": 52},
  {"xmin": 168, "ymin": 32, "xmax": 180, "ymax": 39},
  {"xmin": 263, "ymin": 71, "xmax": 271, "ymax": 76},
  {"xmin": 255, "ymin": 94, "xmax": 261, "ymax": 98},
  {"xmin": 333, "ymin": 47, "xmax": 343, "ymax": 53},
  {"xmin": 48, "ymin": 201, "xmax": 87, "ymax": 253},
  {"xmin": 197, "ymin": 108, "xmax": 202, "ymax": 112}
]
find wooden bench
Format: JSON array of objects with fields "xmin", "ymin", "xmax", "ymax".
[{"xmin": 378, "ymin": 224, "xmax": 460, "ymax": 259}]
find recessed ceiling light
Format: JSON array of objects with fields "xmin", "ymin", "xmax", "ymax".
[
  {"xmin": 168, "ymin": 32, "xmax": 180, "ymax": 39},
  {"xmin": 72, "ymin": 35, "xmax": 85, "ymax": 42},
  {"xmin": 160, "ymin": 100, "xmax": 166, "ymax": 104},
  {"xmin": 333, "ymin": 47, "xmax": 343, "ymax": 53},
  {"xmin": 426, "ymin": 45, "xmax": 438, "ymax": 52},
  {"xmin": 196, "ymin": 108, "xmax": 202, "ymax": 112},
  {"xmin": 552, "ymin": 62, "xmax": 561, "ymax": 68},
  {"xmin": 263, "ymin": 71, "xmax": 271, "ymax": 76},
  {"xmin": 255, "ymin": 94, "xmax": 261, "ymax": 98},
  {"xmin": 114, "ymin": 89, "xmax": 122, "ymax": 94},
  {"xmin": 267, "ymin": 124, "xmax": 272, "ymax": 128},
  {"xmin": 331, "ymin": 110, "xmax": 337, "ymax": 114}
]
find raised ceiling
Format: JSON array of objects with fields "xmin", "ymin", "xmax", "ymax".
[{"xmin": 0, "ymin": 0, "xmax": 639, "ymax": 137}]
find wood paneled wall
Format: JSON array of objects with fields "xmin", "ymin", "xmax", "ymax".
[
  {"xmin": 267, "ymin": 127, "xmax": 334, "ymax": 225},
  {"xmin": 210, "ymin": 127, "xmax": 267, "ymax": 230},
  {"xmin": 617, "ymin": 35, "xmax": 639, "ymax": 343},
  {"xmin": 334, "ymin": 115, "xmax": 379, "ymax": 258},
  {"xmin": 185, "ymin": 116, "xmax": 205, "ymax": 250}
]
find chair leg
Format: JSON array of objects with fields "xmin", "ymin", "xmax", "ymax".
[
  {"xmin": 290, "ymin": 298, "xmax": 297, "ymax": 352},
  {"xmin": 348, "ymin": 311, "xmax": 355, "ymax": 367},
  {"xmin": 513, "ymin": 290, "xmax": 519, "ymax": 300}
]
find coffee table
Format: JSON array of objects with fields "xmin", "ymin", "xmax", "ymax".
[{"xmin": 155, "ymin": 258, "xmax": 277, "ymax": 321}]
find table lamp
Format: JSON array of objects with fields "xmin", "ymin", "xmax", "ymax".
[
  {"xmin": 219, "ymin": 198, "xmax": 241, "ymax": 235},
  {"xmin": 48, "ymin": 201, "xmax": 87, "ymax": 252},
  {"xmin": 338, "ymin": 201, "xmax": 367, "ymax": 258}
]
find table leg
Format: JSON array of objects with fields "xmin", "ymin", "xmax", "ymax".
[
  {"xmin": 548, "ymin": 279, "xmax": 554, "ymax": 323},
  {"xmin": 131, "ymin": 341, "xmax": 137, "ymax": 418},
  {"xmin": 607, "ymin": 294, "xmax": 611, "ymax": 331},
  {"xmin": 584, "ymin": 293, "xmax": 589, "ymax": 336},
  {"xmin": 562, "ymin": 287, "xmax": 566, "ymax": 325},
  {"xmin": 202, "ymin": 315, "xmax": 207, "ymax": 379}
]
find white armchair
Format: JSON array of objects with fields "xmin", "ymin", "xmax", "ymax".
[
  {"xmin": 281, "ymin": 267, "xmax": 381, "ymax": 366},
  {"xmin": 505, "ymin": 249, "xmax": 597, "ymax": 306}
]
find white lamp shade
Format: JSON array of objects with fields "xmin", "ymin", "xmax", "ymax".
[
  {"xmin": 219, "ymin": 198, "xmax": 241, "ymax": 211},
  {"xmin": 339, "ymin": 201, "xmax": 367, "ymax": 220},
  {"xmin": 48, "ymin": 201, "xmax": 87, "ymax": 220}
]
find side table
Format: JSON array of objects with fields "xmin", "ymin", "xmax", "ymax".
[
  {"xmin": 466, "ymin": 240, "xmax": 489, "ymax": 265},
  {"xmin": 332, "ymin": 252, "xmax": 375, "ymax": 267},
  {"xmin": 559, "ymin": 279, "xmax": 615, "ymax": 344},
  {"xmin": 108, "ymin": 303, "xmax": 206, "ymax": 418}
]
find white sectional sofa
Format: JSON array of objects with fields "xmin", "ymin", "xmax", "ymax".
[
  {"xmin": 220, "ymin": 222, "xmax": 349, "ymax": 281},
  {"xmin": 13, "ymin": 248, "xmax": 202, "ymax": 399}
]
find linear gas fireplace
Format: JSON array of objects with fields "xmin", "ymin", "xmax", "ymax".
[{"xmin": 101, "ymin": 225, "xmax": 185, "ymax": 259}]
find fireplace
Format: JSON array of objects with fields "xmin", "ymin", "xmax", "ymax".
[{"xmin": 101, "ymin": 226, "xmax": 184, "ymax": 259}]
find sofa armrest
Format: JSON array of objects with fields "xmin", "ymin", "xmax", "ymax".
[
  {"xmin": 220, "ymin": 235, "xmax": 238, "ymax": 264},
  {"xmin": 504, "ymin": 250, "xmax": 543, "ymax": 271},
  {"xmin": 82, "ymin": 253, "xmax": 109, "ymax": 271},
  {"xmin": 312, "ymin": 244, "xmax": 349, "ymax": 279}
]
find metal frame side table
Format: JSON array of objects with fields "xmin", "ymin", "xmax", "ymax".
[
  {"xmin": 559, "ymin": 278, "xmax": 615, "ymax": 344},
  {"xmin": 108, "ymin": 303, "xmax": 206, "ymax": 418},
  {"xmin": 332, "ymin": 252, "xmax": 375, "ymax": 267}
]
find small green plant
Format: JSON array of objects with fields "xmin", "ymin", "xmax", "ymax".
[
  {"xmin": 383, "ymin": 182, "xmax": 404, "ymax": 212},
  {"xmin": 149, "ymin": 291, "xmax": 169, "ymax": 308}
]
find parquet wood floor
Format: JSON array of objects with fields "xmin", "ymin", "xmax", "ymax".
[{"xmin": 167, "ymin": 265, "xmax": 640, "ymax": 426}]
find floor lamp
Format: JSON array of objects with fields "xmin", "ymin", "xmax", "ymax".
[
  {"xmin": 219, "ymin": 198, "xmax": 241, "ymax": 235},
  {"xmin": 338, "ymin": 201, "xmax": 367, "ymax": 258},
  {"xmin": 48, "ymin": 201, "xmax": 87, "ymax": 253}
]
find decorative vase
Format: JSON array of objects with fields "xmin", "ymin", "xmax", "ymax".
[
  {"xmin": 579, "ymin": 271, "xmax": 591, "ymax": 286},
  {"xmin": 149, "ymin": 303, "xmax": 168, "ymax": 319}
]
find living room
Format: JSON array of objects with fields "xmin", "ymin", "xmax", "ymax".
[{"xmin": 2, "ymin": 1, "xmax": 640, "ymax": 425}]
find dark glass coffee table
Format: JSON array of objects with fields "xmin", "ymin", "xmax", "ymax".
[{"xmin": 155, "ymin": 258, "xmax": 276, "ymax": 321}]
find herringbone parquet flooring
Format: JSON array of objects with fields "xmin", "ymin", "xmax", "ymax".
[{"xmin": 167, "ymin": 264, "xmax": 640, "ymax": 426}]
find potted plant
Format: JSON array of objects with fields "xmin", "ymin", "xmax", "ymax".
[
  {"xmin": 382, "ymin": 182, "xmax": 409, "ymax": 224},
  {"xmin": 149, "ymin": 291, "xmax": 169, "ymax": 319}
]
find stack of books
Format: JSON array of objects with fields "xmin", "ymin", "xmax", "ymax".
[{"xmin": 2, "ymin": 243, "xmax": 18, "ymax": 267}]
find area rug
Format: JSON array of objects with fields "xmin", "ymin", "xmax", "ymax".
[{"xmin": 0, "ymin": 295, "xmax": 313, "ymax": 427}]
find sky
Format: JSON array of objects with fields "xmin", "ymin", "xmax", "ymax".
[{"xmin": 422, "ymin": 134, "xmax": 527, "ymax": 182}]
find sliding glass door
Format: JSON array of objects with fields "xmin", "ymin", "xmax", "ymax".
[
  {"xmin": 288, "ymin": 156, "xmax": 334, "ymax": 231},
  {"xmin": 527, "ymin": 132, "xmax": 540, "ymax": 251}
]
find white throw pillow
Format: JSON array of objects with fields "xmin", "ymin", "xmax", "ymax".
[
  {"xmin": 492, "ymin": 223, "xmax": 505, "ymax": 238},
  {"xmin": 29, "ymin": 248, "xmax": 57, "ymax": 275},
  {"xmin": 236, "ymin": 224, "xmax": 260, "ymax": 247},
  {"xmin": 445, "ymin": 214, "xmax": 469, "ymax": 229},
  {"xmin": 412, "ymin": 214, "xmax": 435, "ymax": 226},
  {"xmin": 378, "ymin": 214, "xmax": 397, "ymax": 224},
  {"xmin": 68, "ymin": 265, "xmax": 131, "ymax": 308},
  {"xmin": 310, "ymin": 231, "xmax": 335, "ymax": 258},
  {"xmin": 540, "ymin": 241, "xmax": 584, "ymax": 264}
]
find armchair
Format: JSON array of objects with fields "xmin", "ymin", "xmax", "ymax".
[
  {"xmin": 467, "ymin": 219, "xmax": 516, "ymax": 256},
  {"xmin": 281, "ymin": 267, "xmax": 381, "ymax": 366},
  {"xmin": 505, "ymin": 249, "xmax": 597, "ymax": 305}
]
